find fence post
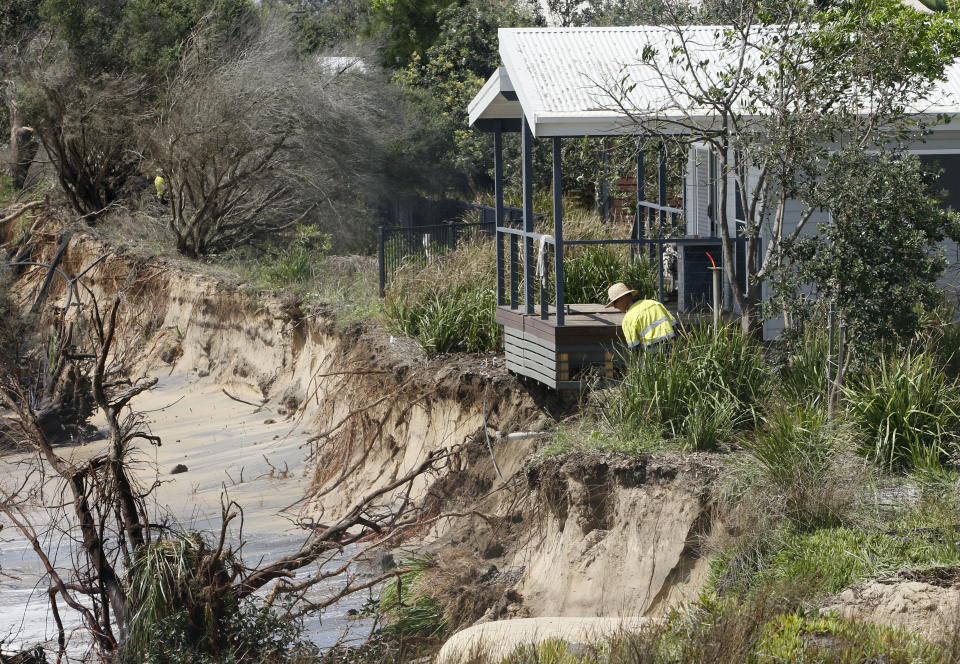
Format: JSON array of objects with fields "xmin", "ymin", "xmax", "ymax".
[
  {"xmin": 378, "ymin": 226, "xmax": 386, "ymax": 298},
  {"xmin": 448, "ymin": 220, "xmax": 456, "ymax": 252}
]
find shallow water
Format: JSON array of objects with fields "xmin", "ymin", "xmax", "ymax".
[{"xmin": 0, "ymin": 372, "xmax": 379, "ymax": 659}]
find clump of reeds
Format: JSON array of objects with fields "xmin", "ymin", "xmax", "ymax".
[
  {"xmin": 594, "ymin": 322, "xmax": 766, "ymax": 451},
  {"xmin": 378, "ymin": 555, "xmax": 448, "ymax": 640}
]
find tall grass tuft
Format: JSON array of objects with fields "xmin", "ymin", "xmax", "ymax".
[
  {"xmin": 844, "ymin": 351, "xmax": 960, "ymax": 471},
  {"xmin": 384, "ymin": 239, "xmax": 499, "ymax": 354},
  {"xmin": 595, "ymin": 323, "xmax": 767, "ymax": 451},
  {"xmin": 125, "ymin": 532, "xmax": 308, "ymax": 664},
  {"xmin": 724, "ymin": 407, "xmax": 865, "ymax": 530},
  {"xmin": 776, "ymin": 327, "xmax": 830, "ymax": 407},
  {"xmin": 379, "ymin": 555, "xmax": 447, "ymax": 639}
]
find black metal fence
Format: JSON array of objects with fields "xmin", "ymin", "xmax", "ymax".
[{"xmin": 377, "ymin": 203, "xmax": 532, "ymax": 296}]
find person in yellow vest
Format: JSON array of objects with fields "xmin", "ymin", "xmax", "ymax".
[
  {"xmin": 605, "ymin": 282, "xmax": 677, "ymax": 352},
  {"xmin": 154, "ymin": 173, "xmax": 168, "ymax": 205}
]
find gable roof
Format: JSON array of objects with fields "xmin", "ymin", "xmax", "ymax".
[{"xmin": 470, "ymin": 25, "xmax": 960, "ymax": 138}]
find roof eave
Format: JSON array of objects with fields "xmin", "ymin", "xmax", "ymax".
[{"xmin": 468, "ymin": 67, "xmax": 521, "ymax": 126}]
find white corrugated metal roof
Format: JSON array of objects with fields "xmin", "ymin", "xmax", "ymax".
[{"xmin": 469, "ymin": 25, "xmax": 960, "ymax": 137}]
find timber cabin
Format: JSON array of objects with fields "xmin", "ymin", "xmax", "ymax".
[{"xmin": 467, "ymin": 26, "xmax": 960, "ymax": 389}]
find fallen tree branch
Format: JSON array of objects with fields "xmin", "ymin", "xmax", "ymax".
[{"xmin": 0, "ymin": 200, "xmax": 42, "ymax": 227}]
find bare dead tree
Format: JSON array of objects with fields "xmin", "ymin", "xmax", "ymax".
[
  {"xmin": 0, "ymin": 255, "xmax": 459, "ymax": 659},
  {"xmin": 11, "ymin": 31, "xmax": 153, "ymax": 220},
  {"xmin": 145, "ymin": 11, "xmax": 394, "ymax": 256}
]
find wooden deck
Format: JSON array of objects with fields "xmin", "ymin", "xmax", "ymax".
[
  {"xmin": 496, "ymin": 304, "xmax": 626, "ymax": 389},
  {"xmin": 497, "ymin": 303, "xmax": 715, "ymax": 389}
]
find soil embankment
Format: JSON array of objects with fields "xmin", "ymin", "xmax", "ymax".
[{"xmin": 7, "ymin": 229, "xmax": 724, "ymax": 648}]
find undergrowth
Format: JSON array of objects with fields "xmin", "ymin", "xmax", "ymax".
[
  {"xmin": 592, "ymin": 323, "xmax": 766, "ymax": 452},
  {"xmin": 378, "ymin": 555, "xmax": 447, "ymax": 640},
  {"xmin": 125, "ymin": 531, "xmax": 316, "ymax": 664},
  {"xmin": 495, "ymin": 593, "xmax": 945, "ymax": 664}
]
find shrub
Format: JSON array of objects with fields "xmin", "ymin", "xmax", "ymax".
[
  {"xmin": 725, "ymin": 407, "xmax": 865, "ymax": 530},
  {"xmin": 595, "ymin": 323, "xmax": 767, "ymax": 451},
  {"xmin": 844, "ymin": 351, "xmax": 960, "ymax": 471}
]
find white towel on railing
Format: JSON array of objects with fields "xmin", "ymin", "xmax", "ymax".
[{"xmin": 536, "ymin": 235, "xmax": 553, "ymax": 289}]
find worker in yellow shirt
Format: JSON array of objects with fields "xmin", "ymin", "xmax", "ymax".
[
  {"xmin": 154, "ymin": 173, "xmax": 168, "ymax": 205},
  {"xmin": 605, "ymin": 282, "xmax": 677, "ymax": 352}
]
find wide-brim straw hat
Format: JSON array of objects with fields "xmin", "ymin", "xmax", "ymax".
[{"xmin": 605, "ymin": 282, "xmax": 638, "ymax": 308}]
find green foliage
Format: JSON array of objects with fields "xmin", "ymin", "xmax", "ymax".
[
  {"xmin": 257, "ymin": 224, "xmax": 332, "ymax": 289},
  {"xmin": 559, "ymin": 246, "xmax": 656, "ymax": 305},
  {"xmin": 368, "ymin": 0, "xmax": 460, "ymax": 69},
  {"xmin": 384, "ymin": 239, "xmax": 499, "ymax": 354},
  {"xmin": 728, "ymin": 407, "xmax": 862, "ymax": 529},
  {"xmin": 500, "ymin": 596, "xmax": 941, "ymax": 664},
  {"xmin": 784, "ymin": 150, "xmax": 960, "ymax": 349},
  {"xmin": 125, "ymin": 531, "xmax": 313, "ymax": 664},
  {"xmin": 844, "ymin": 351, "xmax": 960, "ymax": 471},
  {"xmin": 539, "ymin": 422, "xmax": 667, "ymax": 458},
  {"xmin": 919, "ymin": 305, "xmax": 960, "ymax": 379},
  {"xmin": 384, "ymin": 213, "xmax": 656, "ymax": 355},
  {"xmin": 378, "ymin": 555, "xmax": 447, "ymax": 639},
  {"xmin": 717, "ymin": 524, "xmax": 960, "ymax": 600},
  {"xmin": 595, "ymin": 323, "xmax": 767, "ymax": 451},
  {"xmin": 0, "ymin": 0, "xmax": 40, "ymax": 46},
  {"xmin": 755, "ymin": 612, "xmax": 939, "ymax": 663},
  {"xmin": 283, "ymin": 0, "xmax": 369, "ymax": 53},
  {"xmin": 391, "ymin": 0, "xmax": 542, "ymax": 191},
  {"xmin": 39, "ymin": 0, "xmax": 255, "ymax": 80},
  {"xmin": 774, "ymin": 325, "xmax": 830, "ymax": 408}
]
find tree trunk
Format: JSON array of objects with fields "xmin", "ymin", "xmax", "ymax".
[
  {"xmin": 7, "ymin": 127, "xmax": 38, "ymax": 190},
  {"xmin": 2, "ymin": 83, "xmax": 38, "ymax": 190}
]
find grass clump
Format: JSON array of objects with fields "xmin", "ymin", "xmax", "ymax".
[
  {"xmin": 714, "ymin": 522, "xmax": 960, "ymax": 601},
  {"xmin": 384, "ymin": 212, "xmax": 654, "ymax": 355},
  {"xmin": 384, "ymin": 239, "xmax": 499, "ymax": 354},
  {"xmin": 125, "ymin": 532, "xmax": 313, "ymax": 664},
  {"xmin": 378, "ymin": 555, "xmax": 447, "ymax": 640},
  {"xmin": 539, "ymin": 421, "xmax": 667, "ymax": 458},
  {"xmin": 844, "ymin": 351, "xmax": 960, "ymax": 471},
  {"xmin": 725, "ymin": 407, "xmax": 865, "ymax": 530},
  {"xmin": 594, "ymin": 323, "xmax": 767, "ymax": 451}
]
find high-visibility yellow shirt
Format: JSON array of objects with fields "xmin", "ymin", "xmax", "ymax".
[
  {"xmin": 154, "ymin": 175, "xmax": 167, "ymax": 196},
  {"xmin": 622, "ymin": 299, "xmax": 677, "ymax": 350}
]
